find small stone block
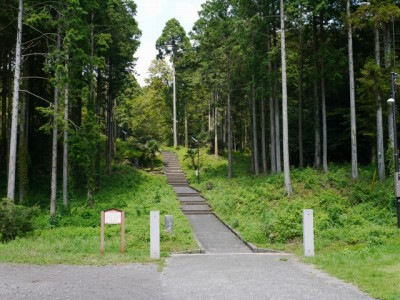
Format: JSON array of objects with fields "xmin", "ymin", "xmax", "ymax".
[{"xmin": 165, "ymin": 215, "xmax": 174, "ymax": 233}]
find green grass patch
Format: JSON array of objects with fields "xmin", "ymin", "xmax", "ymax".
[
  {"xmin": 176, "ymin": 148, "xmax": 400, "ymax": 300},
  {"xmin": 0, "ymin": 164, "xmax": 197, "ymax": 265}
]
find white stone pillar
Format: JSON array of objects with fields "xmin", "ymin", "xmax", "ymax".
[
  {"xmin": 150, "ymin": 211, "xmax": 160, "ymax": 259},
  {"xmin": 302, "ymin": 209, "xmax": 314, "ymax": 257}
]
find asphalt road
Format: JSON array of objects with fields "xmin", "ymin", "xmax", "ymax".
[{"xmin": 0, "ymin": 253, "xmax": 373, "ymax": 300}]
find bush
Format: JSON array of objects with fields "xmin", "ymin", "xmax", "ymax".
[{"xmin": 0, "ymin": 198, "xmax": 39, "ymax": 242}]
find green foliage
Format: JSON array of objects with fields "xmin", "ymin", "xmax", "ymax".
[
  {"xmin": 115, "ymin": 137, "xmax": 142, "ymax": 165},
  {"xmin": 156, "ymin": 18, "xmax": 190, "ymax": 63},
  {"xmin": 184, "ymin": 148, "xmax": 198, "ymax": 169},
  {"xmin": 118, "ymin": 78, "xmax": 172, "ymax": 145},
  {"xmin": 144, "ymin": 140, "xmax": 160, "ymax": 170},
  {"xmin": 0, "ymin": 198, "xmax": 39, "ymax": 242}
]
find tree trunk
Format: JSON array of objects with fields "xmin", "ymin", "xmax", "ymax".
[
  {"xmin": 321, "ymin": 71, "xmax": 328, "ymax": 173},
  {"xmin": 172, "ymin": 63, "xmax": 177, "ymax": 147},
  {"xmin": 184, "ymin": 104, "xmax": 188, "ymax": 148},
  {"xmin": 347, "ymin": 0, "xmax": 358, "ymax": 179},
  {"xmin": 375, "ymin": 24, "xmax": 385, "ymax": 181},
  {"xmin": 383, "ymin": 23, "xmax": 394, "ymax": 150},
  {"xmin": 281, "ymin": 0, "xmax": 292, "ymax": 195},
  {"xmin": 261, "ymin": 85, "xmax": 267, "ymax": 174},
  {"xmin": 63, "ymin": 52, "xmax": 69, "ymax": 207},
  {"xmin": 298, "ymin": 23, "xmax": 304, "ymax": 169},
  {"xmin": 268, "ymin": 42, "xmax": 277, "ymax": 174},
  {"xmin": 223, "ymin": 109, "xmax": 227, "ymax": 146},
  {"xmin": 313, "ymin": 17, "xmax": 321, "ymax": 169},
  {"xmin": 18, "ymin": 68, "xmax": 28, "ymax": 203},
  {"xmin": 7, "ymin": 0, "xmax": 23, "ymax": 201},
  {"xmin": 208, "ymin": 93, "xmax": 212, "ymax": 133},
  {"xmin": 95, "ymin": 69, "xmax": 102, "ymax": 184},
  {"xmin": 106, "ymin": 58, "xmax": 113, "ymax": 175},
  {"xmin": 320, "ymin": 13, "xmax": 328, "ymax": 173},
  {"xmin": 227, "ymin": 60, "xmax": 233, "ymax": 179},
  {"xmin": 214, "ymin": 92, "xmax": 219, "ymax": 158},
  {"xmin": 50, "ymin": 24, "xmax": 61, "ymax": 217},
  {"xmin": 252, "ymin": 73, "xmax": 259, "ymax": 175},
  {"xmin": 274, "ymin": 62, "xmax": 282, "ymax": 173},
  {"xmin": 1, "ymin": 54, "xmax": 8, "ymax": 168}
]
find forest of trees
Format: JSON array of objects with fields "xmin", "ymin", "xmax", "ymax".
[
  {"xmin": 0, "ymin": 0, "xmax": 141, "ymax": 215},
  {"xmin": 2, "ymin": 0, "xmax": 400, "ymax": 214}
]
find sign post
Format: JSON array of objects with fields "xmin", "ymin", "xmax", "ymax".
[{"xmin": 100, "ymin": 209, "xmax": 125, "ymax": 255}]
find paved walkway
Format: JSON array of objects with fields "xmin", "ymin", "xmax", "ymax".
[
  {"xmin": 162, "ymin": 151, "xmax": 251, "ymax": 253},
  {"xmin": 0, "ymin": 256, "xmax": 373, "ymax": 300}
]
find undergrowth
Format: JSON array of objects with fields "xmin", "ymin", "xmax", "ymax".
[{"xmin": 0, "ymin": 164, "xmax": 197, "ymax": 265}]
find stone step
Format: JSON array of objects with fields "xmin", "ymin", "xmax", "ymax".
[
  {"xmin": 173, "ymin": 187, "xmax": 198, "ymax": 193},
  {"xmin": 168, "ymin": 179, "xmax": 188, "ymax": 183},
  {"xmin": 165, "ymin": 169, "xmax": 184, "ymax": 173},
  {"xmin": 170, "ymin": 184, "xmax": 190, "ymax": 187},
  {"xmin": 180, "ymin": 202, "xmax": 211, "ymax": 206},
  {"xmin": 166, "ymin": 174, "xmax": 186, "ymax": 178},
  {"xmin": 181, "ymin": 204, "xmax": 211, "ymax": 210},
  {"xmin": 183, "ymin": 210, "xmax": 213, "ymax": 215},
  {"xmin": 168, "ymin": 180, "xmax": 187, "ymax": 183},
  {"xmin": 169, "ymin": 182, "xmax": 188, "ymax": 185},
  {"xmin": 176, "ymin": 193, "xmax": 200, "ymax": 197},
  {"xmin": 167, "ymin": 176, "xmax": 187, "ymax": 179},
  {"xmin": 168, "ymin": 179, "xmax": 187, "ymax": 182},
  {"xmin": 178, "ymin": 196, "xmax": 205, "ymax": 202}
]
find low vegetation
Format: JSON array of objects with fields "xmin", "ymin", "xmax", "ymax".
[
  {"xmin": 177, "ymin": 148, "xmax": 400, "ymax": 300},
  {"xmin": 0, "ymin": 164, "xmax": 197, "ymax": 265}
]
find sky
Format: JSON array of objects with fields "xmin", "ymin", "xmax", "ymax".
[{"xmin": 134, "ymin": 0, "xmax": 205, "ymax": 86}]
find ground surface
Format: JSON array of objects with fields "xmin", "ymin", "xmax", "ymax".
[
  {"xmin": 0, "ymin": 254, "xmax": 373, "ymax": 300},
  {"xmin": 0, "ymin": 153, "xmax": 375, "ymax": 299}
]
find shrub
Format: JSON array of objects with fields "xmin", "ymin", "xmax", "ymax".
[
  {"xmin": 184, "ymin": 148, "xmax": 198, "ymax": 169},
  {"xmin": 0, "ymin": 198, "xmax": 39, "ymax": 242}
]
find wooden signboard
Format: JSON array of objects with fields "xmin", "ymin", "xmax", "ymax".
[{"xmin": 100, "ymin": 209, "xmax": 125, "ymax": 255}]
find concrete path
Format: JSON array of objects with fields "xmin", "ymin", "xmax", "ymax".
[
  {"xmin": 0, "ymin": 255, "xmax": 373, "ymax": 300},
  {"xmin": 162, "ymin": 151, "xmax": 251, "ymax": 253},
  {"xmin": 162, "ymin": 253, "xmax": 373, "ymax": 300}
]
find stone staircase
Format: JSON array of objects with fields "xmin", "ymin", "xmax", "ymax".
[{"xmin": 162, "ymin": 151, "xmax": 212, "ymax": 215}]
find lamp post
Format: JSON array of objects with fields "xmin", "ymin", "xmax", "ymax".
[
  {"xmin": 191, "ymin": 137, "xmax": 200, "ymax": 183},
  {"xmin": 388, "ymin": 72, "xmax": 400, "ymax": 228}
]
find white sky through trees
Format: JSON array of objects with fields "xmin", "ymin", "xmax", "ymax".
[{"xmin": 134, "ymin": 0, "xmax": 204, "ymax": 86}]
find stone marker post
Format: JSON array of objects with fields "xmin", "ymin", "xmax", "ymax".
[
  {"xmin": 150, "ymin": 211, "xmax": 160, "ymax": 259},
  {"xmin": 302, "ymin": 209, "xmax": 314, "ymax": 257},
  {"xmin": 165, "ymin": 215, "xmax": 173, "ymax": 233}
]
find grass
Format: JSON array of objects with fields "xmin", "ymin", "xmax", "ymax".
[
  {"xmin": 176, "ymin": 147, "xmax": 400, "ymax": 300},
  {"xmin": 0, "ymin": 164, "xmax": 197, "ymax": 265}
]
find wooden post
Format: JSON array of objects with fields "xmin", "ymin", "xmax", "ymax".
[
  {"xmin": 121, "ymin": 211, "xmax": 125, "ymax": 254},
  {"xmin": 100, "ymin": 209, "xmax": 125, "ymax": 255},
  {"xmin": 100, "ymin": 211, "xmax": 105, "ymax": 256}
]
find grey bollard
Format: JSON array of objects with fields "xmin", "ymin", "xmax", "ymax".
[
  {"xmin": 165, "ymin": 215, "xmax": 174, "ymax": 233},
  {"xmin": 302, "ymin": 209, "xmax": 314, "ymax": 257},
  {"xmin": 150, "ymin": 211, "xmax": 160, "ymax": 259}
]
